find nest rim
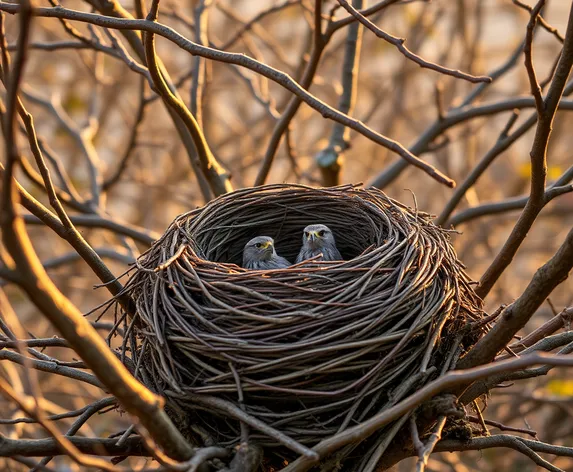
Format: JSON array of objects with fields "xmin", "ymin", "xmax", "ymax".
[{"xmin": 120, "ymin": 184, "xmax": 484, "ymax": 459}]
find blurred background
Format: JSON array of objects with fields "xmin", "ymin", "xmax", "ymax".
[{"xmin": 1, "ymin": 0, "xmax": 572, "ymax": 470}]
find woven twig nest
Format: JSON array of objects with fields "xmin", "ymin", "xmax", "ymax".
[{"xmin": 122, "ymin": 184, "xmax": 483, "ymax": 461}]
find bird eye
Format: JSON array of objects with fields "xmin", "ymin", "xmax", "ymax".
[
  {"xmin": 255, "ymin": 243, "xmax": 262, "ymax": 248},
  {"xmin": 318, "ymin": 230, "xmax": 325, "ymax": 237},
  {"xmin": 304, "ymin": 232, "xmax": 309, "ymax": 238}
]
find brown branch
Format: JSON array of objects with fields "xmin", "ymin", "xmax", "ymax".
[
  {"xmin": 0, "ymin": 397, "xmax": 116, "ymax": 425},
  {"xmin": 512, "ymin": 0, "xmax": 565, "ymax": 43},
  {"xmin": 0, "ymin": 350, "xmax": 103, "ymax": 388},
  {"xmin": 436, "ymin": 435, "xmax": 573, "ymax": 472},
  {"xmin": 504, "ymin": 307, "xmax": 573, "ymax": 356},
  {"xmin": 220, "ymin": 0, "xmax": 301, "ymax": 50},
  {"xmin": 330, "ymin": 0, "xmax": 410, "ymax": 32},
  {"xmin": 201, "ymin": 0, "xmax": 453, "ymax": 188},
  {"xmin": 0, "ymin": 435, "xmax": 146, "ymax": 457},
  {"xmin": 0, "ymin": 378, "xmax": 119, "ymax": 471},
  {"xmin": 83, "ymin": 0, "xmax": 213, "ymax": 204},
  {"xmin": 143, "ymin": 0, "xmax": 231, "ymax": 197},
  {"xmin": 461, "ymin": 333, "xmax": 573, "ymax": 404},
  {"xmin": 102, "ymin": 76, "xmax": 147, "ymax": 191},
  {"xmin": 13, "ymin": 2, "xmax": 556, "ymax": 189},
  {"xmin": 447, "ymin": 172, "xmax": 573, "ymax": 227},
  {"xmin": 336, "ymin": 0, "xmax": 491, "ymax": 83},
  {"xmin": 316, "ymin": 0, "xmax": 364, "ymax": 187},
  {"xmin": 523, "ymin": 0, "xmax": 545, "ymax": 114},
  {"xmin": 460, "ymin": 226, "xmax": 573, "ymax": 369},
  {"xmin": 22, "ymin": 214, "xmax": 158, "ymax": 244},
  {"xmin": 414, "ymin": 416, "xmax": 447, "ymax": 472},
  {"xmin": 476, "ymin": 2, "xmax": 573, "ymax": 299},
  {"xmin": 0, "ymin": 3, "xmax": 193, "ymax": 462},
  {"xmin": 466, "ymin": 416, "xmax": 538, "ymax": 438},
  {"xmin": 282, "ymin": 352, "xmax": 573, "ymax": 472},
  {"xmin": 254, "ymin": 0, "xmax": 326, "ymax": 187},
  {"xmin": 189, "ymin": 0, "xmax": 212, "ymax": 129}
]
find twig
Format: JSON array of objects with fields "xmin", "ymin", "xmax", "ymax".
[
  {"xmin": 523, "ymin": 0, "xmax": 545, "ymax": 114},
  {"xmin": 460, "ymin": 226, "xmax": 573, "ymax": 368},
  {"xmin": 0, "ymin": 378, "xmax": 120, "ymax": 471},
  {"xmin": 472, "ymin": 400, "xmax": 489, "ymax": 436},
  {"xmin": 504, "ymin": 307, "xmax": 573, "ymax": 356},
  {"xmin": 476, "ymin": 2, "xmax": 573, "ymax": 299},
  {"xmin": 512, "ymin": 0, "xmax": 565, "ymax": 43},
  {"xmin": 336, "ymin": 0, "xmax": 491, "ymax": 83},
  {"xmin": 283, "ymin": 352, "xmax": 573, "ymax": 472},
  {"xmin": 436, "ymin": 435, "xmax": 572, "ymax": 472},
  {"xmin": 316, "ymin": 0, "xmax": 364, "ymax": 187},
  {"xmin": 0, "ymin": 3, "xmax": 193, "ymax": 459},
  {"xmin": 143, "ymin": 0, "xmax": 231, "ymax": 197},
  {"xmin": 414, "ymin": 415, "xmax": 447, "ymax": 472},
  {"xmin": 0, "ymin": 436, "xmax": 146, "ymax": 457},
  {"xmin": 171, "ymin": 392, "xmax": 319, "ymax": 461},
  {"xmin": 0, "ymin": 350, "xmax": 103, "ymax": 388},
  {"xmin": 466, "ymin": 416, "xmax": 537, "ymax": 438}
]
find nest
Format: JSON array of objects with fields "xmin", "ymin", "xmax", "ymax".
[{"xmin": 120, "ymin": 184, "xmax": 484, "ymax": 463}]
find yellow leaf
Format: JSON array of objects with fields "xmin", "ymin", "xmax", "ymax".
[
  {"xmin": 518, "ymin": 162, "xmax": 531, "ymax": 178},
  {"xmin": 546, "ymin": 379, "xmax": 573, "ymax": 396},
  {"xmin": 548, "ymin": 165, "xmax": 563, "ymax": 180},
  {"xmin": 518, "ymin": 163, "xmax": 562, "ymax": 180}
]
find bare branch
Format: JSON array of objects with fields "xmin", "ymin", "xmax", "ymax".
[
  {"xmin": 0, "ymin": 435, "xmax": 145, "ymax": 458},
  {"xmin": 0, "ymin": 378, "xmax": 120, "ymax": 471},
  {"xmin": 476, "ymin": 3, "xmax": 573, "ymax": 298},
  {"xmin": 336, "ymin": 0, "xmax": 491, "ymax": 83},
  {"xmin": 523, "ymin": 0, "xmax": 545, "ymax": 114},
  {"xmin": 283, "ymin": 352, "xmax": 573, "ymax": 472},
  {"xmin": 0, "ymin": 350, "xmax": 103, "ymax": 388},
  {"xmin": 460, "ymin": 226, "xmax": 573, "ymax": 368},
  {"xmin": 0, "ymin": 2, "xmax": 194, "ymax": 461},
  {"xmin": 143, "ymin": 1, "xmax": 231, "ymax": 197},
  {"xmin": 512, "ymin": 0, "xmax": 565, "ymax": 43},
  {"xmin": 316, "ymin": 0, "xmax": 364, "ymax": 187},
  {"xmin": 436, "ymin": 435, "xmax": 573, "ymax": 472}
]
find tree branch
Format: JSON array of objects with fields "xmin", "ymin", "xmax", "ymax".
[
  {"xmin": 476, "ymin": 2, "xmax": 573, "ymax": 299},
  {"xmin": 143, "ymin": 0, "xmax": 231, "ymax": 197},
  {"xmin": 436, "ymin": 435, "xmax": 573, "ymax": 472},
  {"xmin": 316, "ymin": 0, "xmax": 364, "ymax": 187},
  {"xmin": 283, "ymin": 352, "xmax": 573, "ymax": 472},
  {"xmin": 336, "ymin": 0, "xmax": 491, "ymax": 83},
  {"xmin": 0, "ymin": 2, "xmax": 194, "ymax": 461}
]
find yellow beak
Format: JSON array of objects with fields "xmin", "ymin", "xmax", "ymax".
[{"xmin": 261, "ymin": 241, "xmax": 272, "ymax": 249}]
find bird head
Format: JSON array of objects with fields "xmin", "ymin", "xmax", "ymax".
[
  {"xmin": 243, "ymin": 236, "xmax": 276, "ymax": 262},
  {"xmin": 302, "ymin": 224, "xmax": 336, "ymax": 249}
]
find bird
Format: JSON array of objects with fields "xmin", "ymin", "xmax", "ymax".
[
  {"xmin": 296, "ymin": 224, "xmax": 342, "ymax": 263},
  {"xmin": 242, "ymin": 236, "xmax": 291, "ymax": 270}
]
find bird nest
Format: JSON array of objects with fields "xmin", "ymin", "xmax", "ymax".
[{"xmin": 118, "ymin": 184, "xmax": 484, "ymax": 463}]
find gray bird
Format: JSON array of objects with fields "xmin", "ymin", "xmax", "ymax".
[
  {"xmin": 242, "ymin": 236, "xmax": 291, "ymax": 270},
  {"xmin": 296, "ymin": 224, "xmax": 342, "ymax": 263}
]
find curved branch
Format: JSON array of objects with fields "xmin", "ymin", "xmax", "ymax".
[
  {"xmin": 436, "ymin": 435, "xmax": 573, "ymax": 472},
  {"xmin": 143, "ymin": 0, "xmax": 231, "ymax": 197},
  {"xmin": 336, "ymin": 0, "xmax": 491, "ymax": 83},
  {"xmin": 476, "ymin": 3, "xmax": 573, "ymax": 299},
  {"xmin": 0, "ymin": 1, "xmax": 455, "ymax": 188},
  {"xmin": 459, "ymin": 226, "xmax": 573, "ymax": 369},
  {"xmin": 283, "ymin": 352, "xmax": 573, "ymax": 472}
]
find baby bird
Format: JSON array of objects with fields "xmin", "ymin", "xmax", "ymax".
[
  {"xmin": 296, "ymin": 224, "xmax": 342, "ymax": 263},
  {"xmin": 242, "ymin": 236, "xmax": 291, "ymax": 270}
]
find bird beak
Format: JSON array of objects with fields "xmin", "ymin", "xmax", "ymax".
[
  {"xmin": 308, "ymin": 231, "xmax": 318, "ymax": 243},
  {"xmin": 261, "ymin": 241, "xmax": 272, "ymax": 249}
]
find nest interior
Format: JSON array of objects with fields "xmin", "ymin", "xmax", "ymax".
[{"xmin": 122, "ymin": 184, "xmax": 484, "ymax": 458}]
